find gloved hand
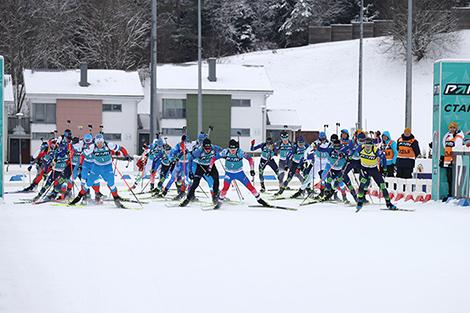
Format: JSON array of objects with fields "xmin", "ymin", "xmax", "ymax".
[
  {"xmin": 27, "ymin": 165, "xmax": 32, "ymax": 171},
  {"xmin": 381, "ymin": 167, "xmax": 387, "ymax": 177},
  {"xmin": 251, "ymin": 139, "xmax": 255, "ymax": 146},
  {"xmin": 188, "ymin": 171, "xmax": 194, "ymax": 180},
  {"xmin": 125, "ymin": 155, "xmax": 134, "ymax": 161},
  {"xmin": 250, "ymin": 169, "xmax": 256, "ymax": 177},
  {"xmin": 439, "ymin": 156, "xmax": 444, "ymax": 168}
]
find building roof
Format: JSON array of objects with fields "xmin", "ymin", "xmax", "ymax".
[
  {"xmin": 266, "ymin": 109, "xmax": 301, "ymax": 130},
  {"xmin": 23, "ymin": 69, "xmax": 144, "ymax": 98},
  {"xmin": 156, "ymin": 63, "xmax": 273, "ymax": 93},
  {"xmin": 3, "ymin": 74, "xmax": 14, "ymax": 103}
]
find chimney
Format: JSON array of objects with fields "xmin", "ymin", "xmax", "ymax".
[
  {"xmin": 208, "ymin": 58, "xmax": 217, "ymax": 82},
  {"xmin": 79, "ymin": 63, "xmax": 90, "ymax": 87}
]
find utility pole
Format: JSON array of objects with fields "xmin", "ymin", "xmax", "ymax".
[
  {"xmin": 405, "ymin": 0, "xmax": 413, "ymax": 129},
  {"xmin": 357, "ymin": 0, "xmax": 364, "ymax": 130},
  {"xmin": 150, "ymin": 0, "xmax": 158, "ymax": 141},
  {"xmin": 197, "ymin": 0, "xmax": 203, "ymax": 134}
]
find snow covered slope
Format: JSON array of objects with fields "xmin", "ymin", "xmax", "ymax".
[{"xmin": 224, "ymin": 31, "xmax": 470, "ymax": 149}]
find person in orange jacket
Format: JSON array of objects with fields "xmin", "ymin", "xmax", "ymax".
[
  {"xmin": 396, "ymin": 128, "xmax": 421, "ymax": 179},
  {"xmin": 440, "ymin": 121, "xmax": 464, "ymax": 201}
]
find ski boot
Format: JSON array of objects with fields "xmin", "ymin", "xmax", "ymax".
[
  {"xmin": 386, "ymin": 202, "xmax": 397, "ymax": 210},
  {"xmin": 95, "ymin": 192, "xmax": 103, "ymax": 204},
  {"xmin": 113, "ymin": 197, "xmax": 125, "ymax": 209},
  {"xmin": 260, "ymin": 182, "xmax": 266, "ymax": 193},
  {"xmin": 150, "ymin": 183, "xmax": 155, "ymax": 191},
  {"xmin": 156, "ymin": 188, "xmax": 167, "ymax": 198},
  {"xmin": 290, "ymin": 188, "xmax": 304, "ymax": 199},
  {"xmin": 274, "ymin": 186, "xmax": 286, "ymax": 196},
  {"xmin": 179, "ymin": 198, "xmax": 191, "ymax": 207},
  {"xmin": 355, "ymin": 202, "xmax": 363, "ymax": 212},
  {"xmin": 333, "ymin": 191, "xmax": 340, "ymax": 201},
  {"xmin": 69, "ymin": 192, "xmax": 85, "ymax": 205},
  {"xmin": 22, "ymin": 183, "xmax": 37, "ymax": 192},
  {"xmin": 257, "ymin": 197, "xmax": 270, "ymax": 207},
  {"xmin": 211, "ymin": 192, "xmax": 219, "ymax": 205},
  {"xmin": 173, "ymin": 190, "xmax": 185, "ymax": 201}
]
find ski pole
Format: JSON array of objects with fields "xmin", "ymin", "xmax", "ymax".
[{"xmin": 112, "ymin": 159, "xmax": 143, "ymax": 208}]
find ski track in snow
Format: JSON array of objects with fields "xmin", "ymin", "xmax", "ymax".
[{"xmin": 1, "ymin": 186, "xmax": 470, "ymax": 313}]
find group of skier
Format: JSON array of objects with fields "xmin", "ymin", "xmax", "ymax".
[
  {"xmin": 19, "ymin": 123, "xmax": 407, "ymax": 211},
  {"xmin": 249, "ymin": 129, "xmax": 397, "ymax": 211}
]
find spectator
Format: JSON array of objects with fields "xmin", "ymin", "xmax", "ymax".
[
  {"xmin": 381, "ymin": 131, "xmax": 398, "ymax": 177},
  {"xmin": 373, "ymin": 131, "xmax": 382, "ymax": 146},
  {"xmin": 440, "ymin": 121, "xmax": 464, "ymax": 201},
  {"xmin": 396, "ymin": 128, "xmax": 420, "ymax": 179}
]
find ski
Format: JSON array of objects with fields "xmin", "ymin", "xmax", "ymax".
[
  {"xmin": 380, "ymin": 208, "xmax": 415, "ymax": 212},
  {"xmin": 248, "ymin": 204, "xmax": 297, "ymax": 211},
  {"xmin": 4, "ymin": 190, "xmax": 36, "ymax": 195}
]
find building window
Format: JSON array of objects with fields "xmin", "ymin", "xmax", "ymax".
[
  {"xmin": 231, "ymin": 128, "xmax": 250, "ymax": 137},
  {"xmin": 33, "ymin": 103, "xmax": 56, "ymax": 123},
  {"xmin": 231, "ymin": 99, "xmax": 251, "ymax": 107},
  {"xmin": 162, "ymin": 128, "xmax": 184, "ymax": 136},
  {"xmin": 105, "ymin": 133, "xmax": 122, "ymax": 141},
  {"xmin": 32, "ymin": 132, "xmax": 54, "ymax": 140},
  {"xmin": 162, "ymin": 99, "xmax": 186, "ymax": 119},
  {"xmin": 103, "ymin": 104, "xmax": 122, "ymax": 112}
]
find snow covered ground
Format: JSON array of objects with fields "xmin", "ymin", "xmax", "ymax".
[
  {"xmin": 1, "ymin": 173, "xmax": 470, "ymax": 313},
  {"xmin": 224, "ymin": 30, "xmax": 470, "ymax": 150}
]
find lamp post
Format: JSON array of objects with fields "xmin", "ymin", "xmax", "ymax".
[
  {"xmin": 405, "ymin": 0, "xmax": 413, "ymax": 129},
  {"xmin": 150, "ymin": 0, "xmax": 158, "ymax": 141},
  {"xmin": 197, "ymin": 0, "xmax": 203, "ymax": 134},
  {"xmin": 357, "ymin": 0, "xmax": 364, "ymax": 130}
]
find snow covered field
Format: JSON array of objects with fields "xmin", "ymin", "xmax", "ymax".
[{"xmin": 1, "ymin": 181, "xmax": 470, "ymax": 313}]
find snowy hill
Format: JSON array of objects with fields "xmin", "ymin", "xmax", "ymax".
[{"xmin": 224, "ymin": 30, "xmax": 470, "ymax": 148}]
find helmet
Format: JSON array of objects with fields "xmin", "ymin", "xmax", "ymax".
[
  {"xmin": 363, "ymin": 137, "xmax": 373, "ymax": 146},
  {"xmin": 319, "ymin": 132, "xmax": 326, "ymax": 140},
  {"xmin": 197, "ymin": 132, "xmax": 207, "ymax": 143},
  {"xmin": 280, "ymin": 131, "xmax": 289, "ymax": 140},
  {"xmin": 95, "ymin": 133, "xmax": 105, "ymax": 145},
  {"xmin": 40, "ymin": 142, "xmax": 49, "ymax": 150},
  {"xmin": 203, "ymin": 138, "xmax": 212, "ymax": 149},
  {"xmin": 229, "ymin": 139, "xmax": 239, "ymax": 149},
  {"xmin": 163, "ymin": 144, "xmax": 172, "ymax": 151},
  {"xmin": 356, "ymin": 132, "xmax": 366, "ymax": 143},
  {"xmin": 181, "ymin": 134, "xmax": 188, "ymax": 142},
  {"xmin": 155, "ymin": 138, "xmax": 164, "ymax": 147},
  {"xmin": 266, "ymin": 137, "xmax": 274, "ymax": 145},
  {"xmin": 341, "ymin": 129, "xmax": 349, "ymax": 136},
  {"xmin": 84, "ymin": 133, "xmax": 93, "ymax": 144},
  {"xmin": 63, "ymin": 129, "xmax": 72, "ymax": 140},
  {"xmin": 330, "ymin": 134, "xmax": 339, "ymax": 141},
  {"xmin": 296, "ymin": 136, "xmax": 305, "ymax": 143},
  {"xmin": 72, "ymin": 137, "xmax": 79, "ymax": 144}
]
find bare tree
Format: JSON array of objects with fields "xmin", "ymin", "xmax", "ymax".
[{"xmin": 384, "ymin": 0, "xmax": 458, "ymax": 61}]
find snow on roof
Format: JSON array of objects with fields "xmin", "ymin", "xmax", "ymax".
[
  {"xmin": 156, "ymin": 63, "xmax": 273, "ymax": 93},
  {"xmin": 267, "ymin": 109, "xmax": 301, "ymax": 130},
  {"xmin": 3, "ymin": 74, "xmax": 14, "ymax": 103},
  {"xmin": 23, "ymin": 69, "xmax": 144, "ymax": 98}
]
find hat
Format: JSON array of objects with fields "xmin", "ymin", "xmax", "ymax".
[
  {"xmin": 448, "ymin": 121, "xmax": 458, "ymax": 129},
  {"xmin": 296, "ymin": 136, "xmax": 305, "ymax": 143},
  {"xmin": 319, "ymin": 132, "xmax": 326, "ymax": 140},
  {"xmin": 357, "ymin": 132, "xmax": 366, "ymax": 142},
  {"xmin": 203, "ymin": 138, "xmax": 212, "ymax": 148},
  {"xmin": 229, "ymin": 139, "xmax": 239, "ymax": 149},
  {"xmin": 404, "ymin": 127, "xmax": 412, "ymax": 133}
]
